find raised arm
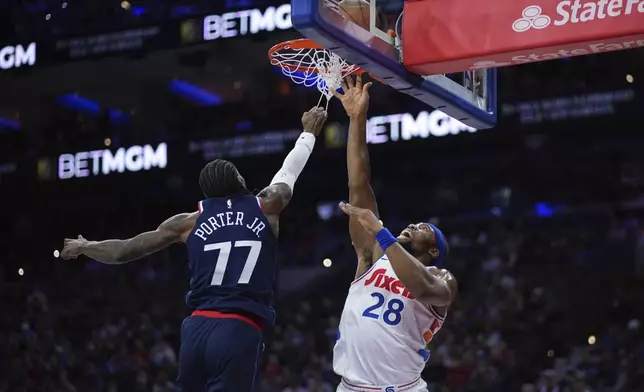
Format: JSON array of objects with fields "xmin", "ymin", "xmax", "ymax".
[
  {"xmin": 339, "ymin": 202, "xmax": 457, "ymax": 306},
  {"xmin": 60, "ymin": 212, "xmax": 198, "ymax": 264},
  {"xmin": 258, "ymin": 107, "xmax": 327, "ymax": 217},
  {"xmin": 335, "ymin": 75, "xmax": 379, "ymax": 278}
]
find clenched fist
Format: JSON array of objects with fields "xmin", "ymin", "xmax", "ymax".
[{"xmin": 302, "ymin": 107, "xmax": 328, "ymax": 136}]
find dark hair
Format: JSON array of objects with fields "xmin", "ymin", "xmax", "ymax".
[{"xmin": 199, "ymin": 159, "xmax": 249, "ymax": 198}]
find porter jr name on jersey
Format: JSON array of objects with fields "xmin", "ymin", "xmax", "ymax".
[{"xmin": 193, "ymin": 211, "xmax": 267, "ymax": 241}]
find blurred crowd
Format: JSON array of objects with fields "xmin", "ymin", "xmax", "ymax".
[
  {"xmin": 2, "ymin": 0, "xmax": 644, "ymax": 391},
  {"xmin": 1, "ymin": 208, "xmax": 643, "ymax": 392}
]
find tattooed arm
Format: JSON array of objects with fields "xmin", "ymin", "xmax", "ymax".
[{"xmin": 61, "ymin": 212, "xmax": 198, "ymax": 264}]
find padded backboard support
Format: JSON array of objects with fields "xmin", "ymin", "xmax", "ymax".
[{"xmin": 291, "ymin": 0, "xmax": 497, "ymax": 129}]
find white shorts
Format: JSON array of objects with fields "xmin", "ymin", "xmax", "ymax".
[{"xmin": 336, "ymin": 377, "xmax": 428, "ymax": 392}]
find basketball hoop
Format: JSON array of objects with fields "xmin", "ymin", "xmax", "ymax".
[{"xmin": 268, "ymin": 38, "xmax": 364, "ymax": 110}]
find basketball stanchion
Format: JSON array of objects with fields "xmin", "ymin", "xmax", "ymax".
[{"xmin": 290, "ymin": 0, "xmax": 498, "ymax": 128}]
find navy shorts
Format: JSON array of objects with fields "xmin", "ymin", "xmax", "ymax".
[{"xmin": 176, "ymin": 310, "xmax": 264, "ymax": 392}]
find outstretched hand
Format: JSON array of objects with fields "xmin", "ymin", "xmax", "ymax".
[
  {"xmin": 302, "ymin": 106, "xmax": 328, "ymax": 136},
  {"xmin": 61, "ymin": 235, "xmax": 88, "ymax": 260},
  {"xmin": 334, "ymin": 74, "xmax": 373, "ymax": 118},
  {"xmin": 339, "ymin": 202, "xmax": 383, "ymax": 236}
]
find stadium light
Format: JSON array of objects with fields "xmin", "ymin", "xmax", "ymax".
[
  {"xmin": 56, "ymin": 94, "xmax": 129, "ymax": 124},
  {"xmin": 0, "ymin": 116, "xmax": 20, "ymax": 131},
  {"xmin": 168, "ymin": 80, "xmax": 223, "ymax": 107},
  {"xmin": 131, "ymin": 7, "xmax": 146, "ymax": 16}
]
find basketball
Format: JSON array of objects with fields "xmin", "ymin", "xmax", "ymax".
[{"xmin": 338, "ymin": 0, "xmax": 371, "ymax": 30}]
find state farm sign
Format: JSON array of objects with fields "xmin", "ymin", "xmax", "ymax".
[{"xmin": 403, "ymin": 0, "xmax": 644, "ymax": 74}]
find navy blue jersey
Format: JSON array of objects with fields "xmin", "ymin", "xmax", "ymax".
[{"xmin": 185, "ymin": 194, "xmax": 277, "ymax": 326}]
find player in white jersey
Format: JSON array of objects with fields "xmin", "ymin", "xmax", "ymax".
[{"xmin": 331, "ymin": 75, "xmax": 458, "ymax": 392}]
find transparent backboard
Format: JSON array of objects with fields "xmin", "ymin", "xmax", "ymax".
[{"xmin": 291, "ymin": 0, "xmax": 497, "ymax": 129}]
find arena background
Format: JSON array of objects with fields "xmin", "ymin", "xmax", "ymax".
[{"xmin": 1, "ymin": 1, "xmax": 644, "ymax": 391}]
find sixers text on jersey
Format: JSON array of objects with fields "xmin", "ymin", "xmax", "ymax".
[{"xmin": 363, "ymin": 267, "xmax": 416, "ymax": 299}]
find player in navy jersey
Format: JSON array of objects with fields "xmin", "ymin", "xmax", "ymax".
[{"xmin": 60, "ymin": 107, "xmax": 328, "ymax": 392}]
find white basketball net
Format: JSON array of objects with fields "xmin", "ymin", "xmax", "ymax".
[{"xmin": 271, "ymin": 45, "xmax": 360, "ymax": 110}]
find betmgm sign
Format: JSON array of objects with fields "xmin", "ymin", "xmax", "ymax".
[
  {"xmin": 0, "ymin": 43, "xmax": 37, "ymax": 70},
  {"xmin": 58, "ymin": 143, "xmax": 168, "ymax": 180}
]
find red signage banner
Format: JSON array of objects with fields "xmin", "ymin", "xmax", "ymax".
[{"xmin": 402, "ymin": 0, "xmax": 644, "ymax": 74}]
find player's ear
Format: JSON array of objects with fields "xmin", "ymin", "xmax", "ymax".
[{"xmin": 428, "ymin": 248, "xmax": 439, "ymax": 259}]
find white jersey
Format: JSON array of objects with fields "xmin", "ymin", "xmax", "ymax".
[{"xmin": 333, "ymin": 255, "xmax": 446, "ymax": 387}]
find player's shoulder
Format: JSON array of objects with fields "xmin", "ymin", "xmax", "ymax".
[
  {"xmin": 427, "ymin": 267, "xmax": 455, "ymax": 280},
  {"xmin": 256, "ymin": 183, "xmax": 292, "ymax": 216},
  {"xmin": 427, "ymin": 265, "xmax": 458, "ymax": 293}
]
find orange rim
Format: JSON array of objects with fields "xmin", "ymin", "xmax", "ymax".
[{"xmin": 268, "ymin": 38, "xmax": 364, "ymax": 76}]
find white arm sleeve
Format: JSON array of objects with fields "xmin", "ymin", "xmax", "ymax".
[{"xmin": 270, "ymin": 132, "xmax": 316, "ymax": 191}]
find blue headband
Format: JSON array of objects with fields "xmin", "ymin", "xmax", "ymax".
[{"xmin": 427, "ymin": 223, "xmax": 448, "ymax": 266}]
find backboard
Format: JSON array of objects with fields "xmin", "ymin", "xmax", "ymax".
[{"xmin": 291, "ymin": 0, "xmax": 497, "ymax": 129}]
